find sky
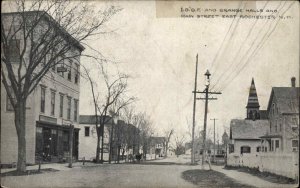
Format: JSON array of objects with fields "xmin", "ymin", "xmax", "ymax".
[
  {"xmin": 78, "ymin": 1, "xmax": 299, "ymax": 143},
  {"xmin": 3, "ymin": 1, "xmax": 299, "ymax": 143}
]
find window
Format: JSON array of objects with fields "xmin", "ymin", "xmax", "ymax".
[
  {"xmin": 272, "ymin": 103, "xmax": 275, "ymax": 116},
  {"xmin": 6, "ymin": 86, "xmax": 15, "ymax": 111},
  {"xmin": 57, "ymin": 60, "xmax": 65, "ymax": 77},
  {"xmin": 241, "ymin": 146, "xmax": 251, "ymax": 154},
  {"xmin": 74, "ymin": 99, "xmax": 78, "ymax": 122},
  {"xmin": 275, "ymin": 140, "xmax": 280, "ymax": 151},
  {"xmin": 256, "ymin": 146, "xmax": 261, "ymax": 152},
  {"xmin": 50, "ymin": 90, "xmax": 56, "ymax": 116},
  {"xmin": 275, "ymin": 120, "xmax": 277, "ymax": 132},
  {"xmin": 67, "ymin": 62, "xmax": 72, "ymax": 81},
  {"xmin": 271, "ymin": 140, "xmax": 274, "ymax": 151},
  {"xmin": 292, "ymin": 140, "xmax": 298, "ymax": 151},
  {"xmin": 67, "ymin": 97, "xmax": 71, "ymax": 120},
  {"xmin": 40, "ymin": 87, "xmax": 46, "ymax": 113},
  {"xmin": 75, "ymin": 64, "xmax": 79, "ymax": 84},
  {"xmin": 292, "ymin": 118, "xmax": 299, "ymax": 132},
  {"xmin": 8, "ymin": 39, "xmax": 21, "ymax": 63},
  {"xmin": 59, "ymin": 94, "xmax": 64, "ymax": 117},
  {"xmin": 85, "ymin": 127, "xmax": 90, "ymax": 137}
]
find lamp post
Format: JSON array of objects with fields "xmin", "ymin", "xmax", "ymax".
[{"xmin": 201, "ymin": 70, "xmax": 210, "ymax": 167}]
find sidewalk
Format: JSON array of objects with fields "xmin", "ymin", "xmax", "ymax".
[{"xmin": 212, "ymin": 165, "xmax": 298, "ymax": 188}]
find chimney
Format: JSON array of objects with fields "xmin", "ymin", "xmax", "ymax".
[{"xmin": 291, "ymin": 77, "xmax": 296, "ymax": 87}]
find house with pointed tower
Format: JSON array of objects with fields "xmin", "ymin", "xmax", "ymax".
[
  {"xmin": 228, "ymin": 78, "xmax": 269, "ymax": 155},
  {"xmin": 227, "ymin": 78, "xmax": 269, "ymax": 166}
]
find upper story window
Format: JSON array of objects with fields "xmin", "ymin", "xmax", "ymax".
[
  {"xmin": 57, "ymin": 59, "xmax": 65, "ymax": 78},
  {"xmin": 40, "ymin": 86, "xmax": 46, "ymax": 113},
  {"xmin": 272, "ymin": 103, "xmax": 275, "ymax": 116},
  {"xmin": 74, "ymin": 99, "xmax": 78, "ymax": 122},
  {"xmin": 291, "ymin": 117, "xmax": 299, "ymax": 132},
  {"xmin": 67, "ymin": 62, "xmax": 72, "ymax": 81},
  {"xmin": 75, "ymin": 64, "xmax": 79, "ymax": 84},
  {"xmin": 8, "ymin": 39, "xmax": 21, "ymax": 63},
  {"xmin": 6, "ymin": 86, "xmax": 15, "ymax": 111},
  {"xmin": 292, "ymin": 140, "xmax": 299, "ymax": 152},
  {"xmin": 59, "ymin": 94, "xmax": 64, "ymax": 118},
  {"xmin": 67, "ymin": 97, "xmax": 71, "ymax": 120},
  {"xmin": 50, "ymin": 90, "xmax": 56, "ymax": 116},
  {"xmin": 85, "ymin": 127, "xmax": 90, "ymax": 137}
]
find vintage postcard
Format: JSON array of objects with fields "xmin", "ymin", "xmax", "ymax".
[{"xmin": 1, "ymin": 0, "xmax": 299, "ymax": 187}]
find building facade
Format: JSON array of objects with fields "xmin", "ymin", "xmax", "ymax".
[
  {"xmin": 78, "ymin": 115, "xmax": 111, "ymax": 161},
  {"xmin": 1, "ymin": 11, "xmax": 83, "ymax": 164},
  {"xmin": 261, "ymin": 78, "xmax": 299, "ymax": 153}
]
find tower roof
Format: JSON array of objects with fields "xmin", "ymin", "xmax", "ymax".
[{"xmin": 246, "ymin": 78, "xmax": 260, "ymax": 108}]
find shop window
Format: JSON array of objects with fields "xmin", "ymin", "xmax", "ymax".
[
  {"xmin": 292, "ymin": 140, "xmax": 298, "ymax": 152},
  {"xmin": 62, "ymin": 131, "xmax": 69, "ymax": 152},
  {"xmin": 85, "ymin": 127, "xmax": 90, "ymax": 137},
  {"xmin": 241, "ymin": 146, "xmax": 251, "ymax": 154}
]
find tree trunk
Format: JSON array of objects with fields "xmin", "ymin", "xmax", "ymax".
[
  {"xmin": 100, "ymin": 128, "xmax": 104, "ymax": 163},
  {"xmin": 95, "ymin": 131, "xmax": 101, "ymax": 163},
  {"xmin": 15, "ymin": 100, "xmax": 27, "ymax": 173}
]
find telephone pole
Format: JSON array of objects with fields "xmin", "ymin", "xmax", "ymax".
[
  {"xmin": 210, "ymin": 118, "xmax": 218, "ymax": 163},
  {"xmin": 193, "ymin": 70, "xmax": 221, "ymax": 168},
  {"xmin": 191, "ymin": 54, "xmax": 198, "ymax": 164}
]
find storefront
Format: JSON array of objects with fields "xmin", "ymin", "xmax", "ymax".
[{"xmin": 35, "ymin": 120, "xmax": 79, "ymax": 163}]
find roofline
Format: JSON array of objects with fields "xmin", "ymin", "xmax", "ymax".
[{"xmin": 2, "ymin": 11, "xmax": 85, "ymax": 52}]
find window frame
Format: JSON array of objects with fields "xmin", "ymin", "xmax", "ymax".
[
  {"xmin": 8, "ymin": 39, "xmax": 21, "ymax": 63},
  {"xmin": 40, "ymin": 86, "xmax": 46, "ymax": 113},
  {"xmin": 85, "ymin": 127, "xmax": 90, "ymax": 137},
  {"xmin": 59, "ymin": 94, "xmax": 64, "ymax": 118},
  {"xmin": 50, "ymin": 90, "xmax": 56, "ymax": 116},
  {"xmin": 67, "ymin": 96, "xmax": 72, "ymax": 120}
]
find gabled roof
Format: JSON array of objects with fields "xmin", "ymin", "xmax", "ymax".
[
  {"xmin": 267, "ymin": 87, "xmax": 300, "ymax": 114},
  {"xmin": 230, "ymin": 119, "xmax": 269, "ymax": 140}
]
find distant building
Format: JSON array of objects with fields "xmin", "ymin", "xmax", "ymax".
[
  {"xmin": 79, "ymin": 115, "xmax": 140, "ymax": 162},
  {"xmin": 78, "ymin": 115, "xmax": 111, "ymax": 161},
  {"xmin": 1, "ymin": 11, "xmax": 84, "ymax": 165},
  {"xmin": 149, "ymin": 137, "xmax": 166, "ymax": 157}
]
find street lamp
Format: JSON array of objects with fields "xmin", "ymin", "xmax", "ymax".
[{"xmin": 205, "ymin": 70, "xmax": 211, "ymax": 87}]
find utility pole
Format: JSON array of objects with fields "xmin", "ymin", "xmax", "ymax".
[
  {"xmin": 194, "ymin": 70, "xmax": 221, "ymax": 168},
  {"xmin": 210, "ymin": 118, "xmax": 218, "ymax": 163},
  {"xmin": 191, "ymin": 54, "xmax": 198, "ymax": 164}
]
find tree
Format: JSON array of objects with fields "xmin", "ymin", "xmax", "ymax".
[
  {"xmin": 83, "ymin": 64, "xmax": 135, "ymax": 163},
  {"xmin": 163, "ymin": 128, "xmax": 174, "ymax": 157},
  {"xmin": 174, "ymin": 135, "xmax": 186, "ymax": 156},
  {"xmin": 1, "ymin": 0, "xmax": 120, "ymax": 173}
]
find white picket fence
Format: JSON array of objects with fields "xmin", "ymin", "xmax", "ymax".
[{"xmin": 227, "ymin": 152, "xmax": 299, "ymax": 179}]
